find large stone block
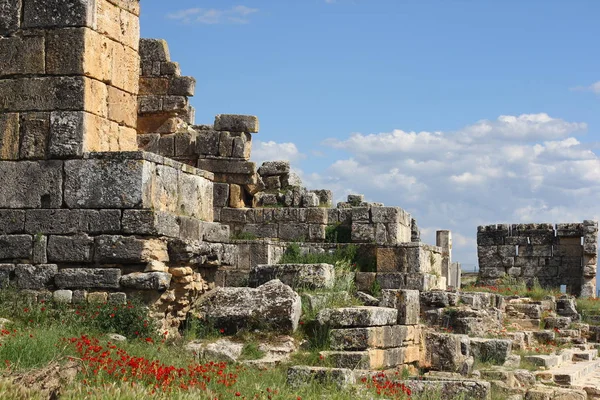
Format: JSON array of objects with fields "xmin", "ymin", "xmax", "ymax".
[
  {"xmin": 0, "ymin": 210, "xmax": 24, "ymax": 234},
  {"xmin": 0, "ymin": 77, "xmax": 106, "ymax": 114},
  {"xmin": 214, "ymin": 114, "xmax": 259, "ymax": 133},
  {"xmin": 120, "ymin": 272, "xmax": 171, "ymax": 290},
  {"xmin": 24, "ymin": 209, "xmax": 120, "ymax": 234},
  {"xmin": 0, "ymin": 235, "xmax": 32, "ymax": 260},
  {"xmin": 19, "ymin": 112, "xmax": 50, "ymax": 160},
  {"xmin": 0, "ymin": 161, "xmax": 62, "ymax": 208},
  {"xmin": 0, "ymin": 36, "xmax": 45, "ymax": 76},
  {"xmin": 15, "ymin": 264, "xmax": 57, "ymax": 289},
  {"xmin": 55, "ymin": 268, "xmax": 121, "ymax": 289},
  {"xmin": 197, "ymin": 158, "xmax": 256, "ymax": 175},
  {"xmin": 22, "ymin": 0, "xmax": 97, "ymax": 28},
  {"xmin": 95, "ymin": 235, "xmax": 168, "ymax": 263},
  {"xmin": 47, "ymin": 234, "xmax": 94, "ymax": 262},
  {"xmin": 316, "ymin": 307, "xmax": 398, "ymax": 328},
  {"xmin": 0, "ymin": 0, "xmax": 21, "ymax": 35},
  {"xmin": 250, "ymin": 263, "xmax": 334, "ymax": 289},
  {"xmin": 329, "ymin": 325, "xmax": 420, "ymax": 351},
  {"xmin": 380, "ymin": 289, "xmax": 420, "ymax": 325},
  {"xmin": 0, "ymin": 113, "xmax": 19, "ymax": 160},
  {"xmin": 139, "ymin": 39, "xmax": 170, "ymax": 62},
  {"xmin": 199, "ymin": 280, "xmax": 301, "ymax": 334},
  {"xmin": 121, "ymin": 210, "xmax": 179, "ymax": 237}
]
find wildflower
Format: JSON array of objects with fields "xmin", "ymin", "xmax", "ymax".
[{"xmin": 219, "ymin": 328, "xmax": 225, "ymax": 334}]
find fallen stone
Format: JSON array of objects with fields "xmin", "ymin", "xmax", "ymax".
[
  {"xmin": 356, "ymin": 291, "xmax": 379, "ymax": 306},
  {"xmin": 214, "ymin": 114, "xmax": 259, "ymax": 133},
  {"xmin": 286, "ymin": 366, "xmax": 355, "ymax": 389},
  {"xmin": 250, "ymin": 263, "xmax": 335, "ymax": 289},
  {"xmin": 120, "ymin": 272, "xmax": 171, "ymax": 290},
  {"xmin": 198, "ymin": 279, "xmax": 301, "ymax": 334},
  {"xmin": 258, "ymin": 160, "xmax": 290, "ymax": 177},
  {"xmin": 54, "ymin": 268, "xmax": 121, "ymax": 290}
]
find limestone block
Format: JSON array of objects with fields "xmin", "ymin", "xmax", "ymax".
[
  {"xmin": 305, "ymin": 208, "xmax": 328, "ymax": 224},
  {"xmin": 160, "ymin": 61, "xmax": 179, "ymax": 76},
  {"xmin": 32, "ymin": 234, "xmax": 47, "ymax": 264},
  {"xmin": 53, "ymin": 290, "xmax": 73, "ymax": 303},
  {"xmin": 214, "ymin": 114, "xmax": 259, "ymax": 133},
  {"xmin": 0, "ymin": 35, "xmax": 45, "ymax": 76},
  {"xmin": 196, "ymin": 131, "xmax": 220, "ymax": 156},
  {"xmin": 139, "ymin": 77, "xmax": 168, "ymax": 96},
  {"xmin": 197, "ymin": 158, "xmax": 256, "ymax": 175},
  {"xmin": 46, "ymin": 28, "xmax": 112, "ymax": 83},
  {"xmin": 347, "ymin": 194, "xmax": 364, "ymax": 206},
  {"xmin": 0, "ymin": 77, "xmax": 108, "ymax": 123},
  {"xmin": 0, "ymin": 210, "xmax": 25, "ymax": 234},
  {"xmin": 380, "ymin": 289, "xmax": 420, "ymax": 325},
  {"xmin": 556, "ymin": 223, "xmax": 584, "ymax": 237},
  {"xmin": 19, "ymin": 112, "xmax": 49, "ymax": 160},
  {"xmin": 107, "ymin": 86, "xmax": 137, "ymax": 127},
  {"xmin": 162, "ymin": 96, "xmax": 187, "ymax": 112},
  {"xmin": 94, "ymin": 235, "xmax": 169, "ymax": 263},
  {"xmin": 354, "ymin": 272, "xmax": 376, "ymax": 292},
  {"xmin": 229, "ymin": 184, "xmax": 245, "ymax": 208},
  {"xmin": 263, "ymin": 176, "xmax": 281, "ymax": 190},
  {"xmin": 469, "ymin": 338, "xmax": 512, "ymax": 363},
  {"xmin": 372, "ymin": 207, "xmax": 411, "ymax": 225},
  {"xmin": 199, "ymin": 280, "xmax": 301, "ymax": 333},
  {"xmin": 329, "ymin": 325, "xmax": 419, "ymax": 351},
  {"xmin": 199, "ymin": 222, "xmax": 230, "ymax": 242},
  {"xmin": 139, "ymin": 39, "xmax": 170, "ymax": 62},
  {"xmin": 177, "ymin": 169, "xmax": 213, "ymax": 220},
  {"xmin": 87, "ymin": 292, "xmax": 108, "ymax": 303},
  {"xmin": 519, "ymin": 245, "xmax": 552, "ymax": 257},
  {"xmin": 258, "ymin": 161, "xmax": 290, "ymax": 176},
  {"xmin": 108, "ymin": 292, "xmax": 127, "ymax": 304},
  {"xmin": 241, "ymin": 224, "xmax": 277, "ymax": 239},
  {"xmin": 212, "ymin": 183, "xmax": 230, "ymax": 208},
  {"xmin": 554, "ymin": 244, "xmax": 583, "ymax": 257},
  {"xmin": 157, "ymin": 134, "xmax": 174, "ymax": 156},
  {"xmin": 424, "ymin": 332, "xmax": 470, "ymax": 372},
  {"xmin": 47, "ymin": 234, "xmax": 94, "ymax": 262},
  {"xmin": 96, "ymin": 0, "xmax": 121, "ymax": 42},
  {"xmin": 250, "ymin": 263, "xmax": 335, "ymax": 289},
  {"xmin": 111, "ymin": 43, "xmax": 139, "ymax": 94},
  {"xmin": 316, "ymin": 307, "xmax": 398, "ymax": 328},
  {"xmin": 308, "ymin": 224, "xmax": 326, "ymax": 241},
  {"xmin": 122, "ymin": 210, "xmax": 179, "ymax": 237},
  {"xmin": 352, "ymin": 207, "xmax": 370, "ymax": 222},
  {"xmin": 64, "ymin": 158, "xmax": 151, "ymax": 208},
  {"xmin": 286, "ymin": 366, "xmax": 355, "ymax": 389},
  {"xmin": 168, "ymin": 76, "xmax": 196, "ymax": 96},
  {"xmin": 49, "ymin": 111, "xmax": 87, "ymax": 157},
  {"xmin": 118, "ymin": 7, "xmax": 140, "ymax": 49},
  {"xmin": 0, "ymin": 0, "xmax": 20, "ymax": 35},
  {"xmin": 219, "ymin": 208, "xmax": 248, "ymax": 223},
  {"xmin": 311, "ymin": 190, "xmax": 333, "ymax": 207},
  {"xmin": 351, "ymin": 223, "xmax": 375, "ymax": 242},
  {"xmin": 0, "ymin": 263, "xmax": 13, "ymax": 287},
  {"xmin": 0, "ymin": 235, "xmax": 32, "ymax": 260},
  {"xmin": 301, "ymin": 193, "xmax": 319, "ymax": 208},
  {"xmin": 22, "ymin": 0, "xmax": 97, "ymax": 28},
  {"xmin": 120, "ymin": 272, "xmax": 171, "ymax": 290},
  {"xmin": 279, "ymin": 223, "xmax": 309, "ymax": 241},
  {"xmin": 15, "ymin": 264, "xmax": 57, "ymax": 289},
  {"xmin": 0, "ymin": 161, "xmax": 62, "ymax": 208},
  {"xmin": 174, "ymin": 132, "xmax": 197, "ymax": 157},
  {"xmin": 0, "ymin": 113, "xmax": 19, "ymax": 160},
  {"xmin": 231, "ymin": 133, "xmax": 252, "ymax": 159}
]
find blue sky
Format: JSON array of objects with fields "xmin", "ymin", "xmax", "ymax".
[{"xmin": 140, "ymin": 1, "xmax": 600, "ymax": 269}]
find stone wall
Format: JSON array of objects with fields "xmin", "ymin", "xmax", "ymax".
[
  {"xmin": 477, "ymin": 222, "xmax": 598, "ymax": 297},
  {"xmin": 0, "ymin": 0, "xmax": 140, "ymax": 157}
]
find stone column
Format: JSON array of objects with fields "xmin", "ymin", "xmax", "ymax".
[
  {"xmin": 436, "ymin": 230, "xmax": 452, "ymax": 287},
  {"xmin": 0, "ymin": 0, "xmax": 140, "ymax": 160}
]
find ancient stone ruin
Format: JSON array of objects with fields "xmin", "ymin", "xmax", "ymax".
[
  {"xmin": 1, "ymin": 1, "xmax": 600, "ymax": 399},
  {"xmin": 477, "ymin": 222, "xmax": 598, "ymax": 297}
]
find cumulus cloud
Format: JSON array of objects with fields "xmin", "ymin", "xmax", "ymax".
[
  {"xmin": 308, "ymin": 113, "xmax": 598, "ymax": 265},
  {"xmin": 167, "ymin": 5, "xmax": 258, "ymax": 24},
  {"xmin": 251, "ymin": 140, "xmax": 306, "ymax": 166},
  {"xmin": 571, "ymin": 81, "xmax": 600, "ymax": 94}
]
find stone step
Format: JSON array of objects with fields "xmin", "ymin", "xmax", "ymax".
[
  {"xmin": 524, "ymin": 354, "xmax": 561, "ymax": 369},
  {"xmin": 573, "ymin": 349, "xmax": 598, "ymax": 361},
  {"xmin": 320, "ymin": 347, "xmax": 418, "ymax": 370},
  {"xmin": 329, "ymin": 325, "xmax": 421, "ymax": 351},
  {"xmin": 316, "ymin": 306, "xmax": 398, "ymax": 328},
  {"xmin": 537, "ymin": 359, "xmax": 600, "ymax": 386}
]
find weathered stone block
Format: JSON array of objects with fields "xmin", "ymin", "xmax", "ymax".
[
  {"xmin": 18, "ymin": 112, "xmax": 49, "ymax": 160},
  {"xmin": 122, "ymin": 210, "xmax": 179, "ymax": 237},
  {"xmin": 316, "ymin": 307, "xmax": 398, "ymax": 328},
  {"xmin": 241, "ymin": 223, "xmax": 277, "ymax": 239},
  {"xmin": 95, "ymin": 235, "xmax": 169, "ymax": 263},
  {"xmin": 0, "ymin": 161, "xmax": 62, "ymax": 208},
  {"xmin": 250, "ymin": 263, "xmax": 335, "ymax": 289},
  {"xmin": 329, "ymin": 325, "xmax": 420, "ymax": 351},
  {"xmin": 15, "ymin": 264, "xmax": 57, "ymax": 289},
  {"xmin": 0, "ymin": 264, "xmax": 15, "ymax": 287},
  {"xmin": 32, "ymin": 234, "xmax": 47, "ymax": 264},
  {"xmin": 139, "ymin": 39, "xmax": 170, "ymax": 62},
  {"xmin": 197, "ymin": 158, "xmax": 256, "ymax": 175},
  {"xmin": 87, "ymin": 292, "xmax": 108, "ymax": 303},
  {"xmin": 279, "ymin": 223, "xmax": 309, "ymax": 241},
  {"xmin": 47, "ymin": 234, "xmax": 94, "ymax": 262},
  {"xmin": 0, "ymin": 210, "xmax": 24, "ymax": 234},
  {"xmin": 380, "ymin": 289, "xmax": 420, "ymax": 325},
  {"xmin": 53, "ymin": 290, "xmax": 73, "ymax": 303},
  {"xmin": 0, "ymin": 0, "xmax": 21, "ymax": 35},
  {"xmin": 0, "ymin": 113, "xmax": 19, "ymax": 160},
  {"xmin": 120, "ymin": 272, "xmax": 171, "ymax": 290},
  {"xmin": 22, "ymin": 0, "xmax": 97, "ymax": 28},
  {"xmin": 214, "ymin": 114, "xmax": 259, "ymax": 133},
  {"xmin": 55, "ymin": 268, "xmax": 121, "ymax": 289},
  {"xmin": 0, "ymin": 235, "xmax": 32, "ymax": 260},
  {"xmin": 351, "ymin": 223, "xmax": 375, "ymax": 242},
  {"xmin": 0, "ymin": 36, "xmax": 45, "ymax": 77},
  {"xmin": 196, "ymin": 131, "xmax": 220, "ymax": 156},
  {"xmin": 286, "ymin": 366, "xmax": 355, "ymax": 389},
  {"xmin": 469, "ymin": 338, "xmax": 512, "ymax": 363}
]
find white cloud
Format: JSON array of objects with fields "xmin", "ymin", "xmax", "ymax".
[
  {"xmin": 167, "ymin": 6, "xmax": 258, "ymax": 24},
  {"xmin": 307, "ymin": 113, "xmax": 598, "ymax": 265},
  {"xmin": 251, "ymin": 140, "xmax": 306, "ymax": 166},
  {"xmin": 571, "ymin": 81, "xmax": 600, "ymax": 94}
]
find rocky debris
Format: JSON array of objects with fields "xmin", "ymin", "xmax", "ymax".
[
  {"xmin": 6, "ymin": 360, "xmax": 81, "ymax": 400},
  {"xmin": 469, "ymin": 338, "xmax": 512, "ymax": 364},
  {"xmin": 197, "ymin": 280, "xmax": 301, "ymax": 334},
  {"xmin": 108, "ymin": 333, "xmax": 127, "ymax": 342},
  {"xmin": 525, "ymin": 385, "xmax": 587, "ymax": 400},
  {"xmin": 424, "ymin": 332, "xmax": 472, "ymax": 374},
  {"xmin": 244, "ymin": 336, "xmax": 297, "ymax": 367},
  {"xmin": 317, "ymin": 307, "xmax": 398, "ymax": 328},
  {"xmin": 249, "ymin": 263, "xmax": 335, "ymax": 289},
  {"xmin": 204, "ymin": 339, "xmax": 244, "ymax": 362},
  {"xmin": 286, "ymin": 366, "xmax": 356, "ymax": 389}
]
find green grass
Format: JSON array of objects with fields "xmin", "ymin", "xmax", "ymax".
[
  {"xmin": 239, "ymin": 342, "xmax": 266, "ymax": 361},
  {"xmin": 461, "ymin": 276, "xmax": 560, "ymax": 300},
  {"xmin": 576, "ymin": 298, "xmax": 600, "ymax": 325}
]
